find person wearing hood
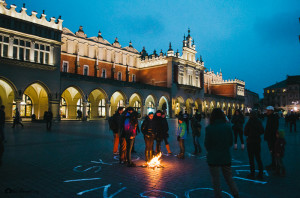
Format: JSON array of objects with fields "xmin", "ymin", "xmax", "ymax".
[{"xmin": 244, "ymin": 111, "xmax": 264, "ymax": 179}]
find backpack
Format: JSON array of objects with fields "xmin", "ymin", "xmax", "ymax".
[
  {"xmin": 108, "ymin": 116, "xmax": 117, "ymax": 131},
  {"xmin": 124, "ymin": 116, "xmax": 136, "ymax": 137}
]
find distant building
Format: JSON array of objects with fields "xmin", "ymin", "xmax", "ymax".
[
  {"xmin": 263, "ymin": 75, "xmax": 300, "ymax": 112},
  {"xmin": 244, "ymin": 89, "xmax": 259, "ymax": 113}
]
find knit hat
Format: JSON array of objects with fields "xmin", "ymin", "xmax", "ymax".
[{"xmin": 277, "ymin": 129, "xmax": 285, "ymax": 138}]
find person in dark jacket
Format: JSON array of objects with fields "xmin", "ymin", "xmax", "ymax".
[
  {"xmin": 112, "ymin": 107, "xmax": 124, "ymax": 155},
  {"xmin": 0, "ymin": 105, "xmax": 5, "ymax": 166},
  {"xmin": 191, "ymin": 113, "xmax": 202, "ymax": 155},
  {"xmin": 244, "ymin": 111, "xmax": 264, "ymax": 179},
  {"xmin": 154, "ymin": 110, "xmax": 165, "ymax": 154},
  {"xmin": 205, "ymin": 108, "xmax": 239, "ymax": 198},
  {"xmin": 161, "ymin": 112, "xmax": 172, "ymax": 154},
  {"xmin": 289, "ymin": 111, "xmax": 297, "ymax": 133},
  {"xmin": 141, "ymin": 112, "xmax": 155, "ymax": 162},
  {"xmin": 274, "ymin": 129, "xmax": 286, "ymax": 176},
  {"xmin": 231, "ymin": 109, "xmax": 245, "ymax": 150},
  {"xmin": 264, "ymin": 106, "xmax": 279, "ymax": 170},
  {"xmin": 45, "ymin": 109, "xmax": 53, "ymax": 131},
  {"xmin": 183, "ymin": 111, "xmax": 190, "ymax": 134},
  {"xmin": 12, "ymin": 108, "xmax": 23, "ymax": 128}
]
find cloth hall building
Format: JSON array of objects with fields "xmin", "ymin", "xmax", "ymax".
[{"xmin": 0, "ymin": 1, "xmax": 246, "ymax": 121}]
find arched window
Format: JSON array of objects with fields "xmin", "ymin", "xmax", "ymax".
[
  {"xmin": 102, "ymin": 69, "xmax": 106, "ymax": 78},
  {"xmin": 147, "ymin": 101, "xmax": 155, "ymax": 114},
  {"xmin": 117, "ymin": 72, "xmax": 122, "ymax": 81},
  {"xmin": 83, "ymin": 65, "xmax": 89, "ymax": 76},
  {"xmin": 98, "ymin": 99, "xmax": 106, "ymax": 117},
  {"xmin": 133, "ymin": 101, "xmax": 141, "ymax": 113},
  {"xmin": 77, "ymin": 99, "xmax": 83, "ymax": 111},
  {"xmin": 60, "ymin": 97, "xmax": 67, "ymax": 118},
  {"xmin": 118, "ymin": 100, "xmax": 124, "ymax": 108},
  {"xmin": 20, "ymin": 94, "xmax": 32, "ymax": 117}
]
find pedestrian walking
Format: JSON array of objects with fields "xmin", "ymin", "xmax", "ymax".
[
  {"xmin": 12, "ymin": 108, "xmax": 23, "ymax": 128},
  {"xmin": 264, "ymin": 106, "xmax": 279, "ymax": 170},
  {"xmin": 191, "ymin": 113, "xmax": 202, "ymax": 155},
  {"xmin": 0, "ymin": 105, "xmax": 5, "ymax": 166},
  {"xmin": 45, "ymin": 109, "xmax": 53, "ymax": 131},
  {"xmin": 244, "ymin": 111, "xmax": 264, "ymax": 180},
  {"xmin": 284, "ymin": 113, "xmax": 290, "ymax": 128},
  {"xmin": 109, "ymin": 107, "xmax": 124, "ymax": 155},
  {"xmin": 289, "ymin": 111, "xmax": 297, "ymax": 133},
  {"xmin": 141, "ymin": 112, "xmax": 155, "ymax": 162},
  {"xmin": 176, "ymin": 116, "xmax": 187, "ymax": 159},
  {"xmin": 231, "ymin": 109, "xmax": 245, "ymax": 150},
  {"xmin": 274, "ymin": 129, "xmax": 286, "ymax": 176},
  {"xmin": 205, "ymin": 108, "xmax": 239, "ymax": 198}
]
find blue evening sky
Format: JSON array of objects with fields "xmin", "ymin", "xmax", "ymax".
[{"xmin": 6, "ymin": 0, "xmax": 300, "ymax": 97}]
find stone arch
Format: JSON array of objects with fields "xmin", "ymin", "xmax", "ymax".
[
  {"xmin": 185, "ymin": 98, "xmax": 194, "ymax": 115},
  {"xmin": 158, "ymin": 96, "xmax": 169, "ymax": 117},
  {"xmin": 88, "ymin": 88, "xmax": 108, "ymax": 119},
  {"xmin": 195, "ymin": 99, "xmax": 203, "ymax": 113},
  {"xmin": 145, "ymin": 94, "xmax": 157, "ymax": 115},
  {"xmin": 60, "ymin": 86, "xmax": 84, "ymax": 119},
  {"xmin": 22, "ymin": 82, "xmax": 50, "ymax": 119},
  {"xmin": 110, "ymin": 91, "xmax": 127, "ymax": 116},
  {"xmin": 174, "ymin": 96, "xmax": 185, "ymax": 116},
  {"xmin": 0, "ymin": 77, "xmax": 17, "ymax": 120},
  {"xmin": 129, "ymin": 92, "xmax": 143, "ymax": 117}
]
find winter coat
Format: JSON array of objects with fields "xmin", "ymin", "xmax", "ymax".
[
  {"xmin": 191, "ymin": 117, "xmax": 201, "ymax": 137},
  {"xmin": 264, "ymin": 113, "xmax": 279, "ymax": 143},
  {"xmin": 153, "ymin": 116, "xmax": 165, "ymax": 139},
  {"xmin": 274, "ymin": 138, "xmax": 286, "ymax": 157},
  {"xmin": 176, "ymin": 122, "xmax": 187, "ymax": 139},
  {"xmin": 121, "ymin": 112, "xmax": 137, "ymax": 139},
  {"xmin": 231, "ymin": 115, "xmax": 244, "ymax": 131},
  {"xmin": 0, "ymin": 109, "xmax": 5, "ymax": 125},
  {"xmin": 244, "ymin": 117, "xmax": 264, "ymax": 144},
  {"xmin": 141, "ymin": 117, "xmax": 156, "ymax": 138},
  {"xmin": 205, "ymin": 119, "xmax": 233, "ymax": 166},
  {"xmin": 112, "ymin": 112, "xmax": 123, "ymax": 135}
]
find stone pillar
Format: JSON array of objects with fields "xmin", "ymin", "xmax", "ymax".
[
  {"xmin": 30, "ymin": 41, "xmax": 35, "ymax": 62},
  {"xmin": 105, "ymin": 101, "xmax": 110, "ymax": 119},
  {"xmin": 8, "ymin": 36, "xmax": 14, "ymax": 59},
  {"xmin": 82, "ymin": 101, "xmax": 87, "ymax": 121},
  {"xmin": 15, "ymin": 99, "xmax": 21, "ymax": 111},
  {"xmin": 49, "ymin": 100, "xmax": 60, "ymax": 121},
  {"xmin": 49, "ymin": 45, "xmax": 54, "ymax": 65}
]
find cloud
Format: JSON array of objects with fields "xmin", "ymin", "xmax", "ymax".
[{"xmin": 254, "ymin": 10, "xmax": 300, "ymax": 45}]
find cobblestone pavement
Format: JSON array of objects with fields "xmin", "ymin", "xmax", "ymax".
[{"xmin": 0, "ymin": 118, "xmax": 299, "ymax": 198}]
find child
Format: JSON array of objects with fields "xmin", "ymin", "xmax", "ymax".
[
  {"xmin": 274, "ymin": 129, "xmax": 286, "ymax": 176},
  {"xmin": 177, "ymin": 117, "xmax": 187, "ymax": 159}
]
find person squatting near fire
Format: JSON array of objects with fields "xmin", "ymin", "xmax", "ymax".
[
  {"xmin": 264, "ymin": 106, "xmax": 279, "ymax": 170},
  {"xmin": 119, "ymin": 107, "xmax": 138, "ymax": 167},
  {"xmin": 244, "ymin": 110, "xmax": 264, "ymax": 180},
  {"xmin": 141, "ymin": 112, "xmax": 156, "ymax": 162},
  {"xmin": 176, "ymin": 116, "xmax": 187, "ymax": 159},
  {"xmin": 231, "ymin": 109, "xmax": 245, "ymax": 150},
  {"xmin": 274, "ymin": 129, "xmax": 286, "ymax": 176}
]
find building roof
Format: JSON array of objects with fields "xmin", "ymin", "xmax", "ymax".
[
  {"xmin": 287, "ymin": 75, "xmax": 300, "ymax": 85},
  {"xmin": 264, "ymin": 80, "xmax": 286, "ymax": 90}
]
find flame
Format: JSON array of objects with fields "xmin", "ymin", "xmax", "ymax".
[{"xmin": 146, "ymin": 152, "xmax": 162, "ymax": 168}]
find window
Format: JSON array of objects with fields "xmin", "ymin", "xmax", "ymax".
[
  {"xmin": 34, "ymin": 42, "xmax": 50, "ymax": 64},
  {"xmin": 60, "ymin": 97, "xmax": 67, "ymax": 118},
  {"xmin": 132, "ymin": 74, "xmax": 136, "ymax": 82},
  {"xmin": 178, "ymin": 73, "xmax": 184, "ymax": 84},
  {"xmin": 102, "ymin": 69, "xmax": 106, "ymax": 78},
  {"xmin": 117, "ymin": 72, "xmax": 122, "ymax": 81},
  {"xmin": 117, "ymin": 100, "xmax": 124, "ymax": 108},
  {"xmin": 83, "ymin": 65, "xmax": 89, "ymax": 76},
  {"xmin": 188, "ymin": 75, "xmax": 193, "ymax": 85},
  {"xmin": 77, "ymin": 99, "xmax": 83, "ymax": 111},
  {"xmin": 20, "ymin": 94, "xmax": 32, "ymax": 117},
  {"xmin": 98, "ymin": 99, "xmax": 106, "ymax": 117},
  {"xmin": 267, "ymin": 90, "xmax": 270, "ymax": 94},
  {"xmin": 272, "ymin": 90, "xmax": 274, "ymax": 93},
  {"xmin": 133, "ymin": 101, "xmax": 141, "ymax": 113},
  {"xmin": 196, "ymin": 77, "xmax": 199, "ymax": 87},
  {"xmin": 283, "ymin": 89, "xmax": 286, "ymax": 92},
  {"xmin": 0, "ymin": 35, "xmax": 9, "ymax": 57},
  {"xmin": 62, "ymin": 61, "xmax": 68, "ymax": 72}
]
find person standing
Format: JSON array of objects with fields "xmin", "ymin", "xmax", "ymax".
[
  {"xmin": 264, "ymin": 106, "xmax": 279, "ymax": 170},
  {"xmin": 176, "ymin": 116, "xmax": 187, "ymax": 159},
  {"xmin": 205, "ymin": 108, "xmax": 239, "ymax": 198},
  {"xmin": 244, "ymin": 111, "xmax": 264, "ymax": 179},
  {"xmin": 161, "ymin": 112, "xmax": 172, "ymax": 154},
  {"xmin": 110, "ymin": 107, "xmax": 124, "ymax": 155},
  {"xmin": 191, "ymin": 113, "xmax": 202, "ymax": 155},
  {"xmin": 154, "ymin": 110, "xmax": 164, "ymax": 154},
  {"xmin": 0, "ymin": 105, "xmax": 5, "ymax": 166},
  {"xmin": 231, "ymin": 110, "xmax": 245, "ymax": 150},
  {"xmin": 183, "ymin": 111, "xmax": 190, "ymax": 134},
  {"xmin": 45, "ymin": 109, "xmax": 53, "ymax": 131},
  {"xmin": 289, "ymin": 111, "xmax": 297, "ymax": 133},
  {"xmin": 141, "ymin": 112, "xmax": 155, "ymax": 162},
  {"xmin": 274, "ymin": 130, "xmax": 286, "ymax": 176},
  {"xmin": 12, "ymin": 108, "xmax": 23, "ymax": 128}
]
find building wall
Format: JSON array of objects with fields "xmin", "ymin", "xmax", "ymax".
[
  {"xmin": 209, "ymin": 84, "xmax": 236, "ymax": 98},
  {"xmin": 139, "ymin": 65, "xmax": 168, "ymax": 87}
]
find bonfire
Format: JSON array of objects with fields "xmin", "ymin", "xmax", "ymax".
[{"xmin": 145, "ymin": 152, "xmax": 163, "ymax": 168}]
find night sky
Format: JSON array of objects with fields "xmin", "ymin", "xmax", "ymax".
[{"xmin": 6, "ymin": 0, "xmax": 300, "ymax": 97}]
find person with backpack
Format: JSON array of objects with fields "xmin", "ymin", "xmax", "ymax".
[
  {"xmin": 121, "ymin": 107, "xmax": 137, "ymax": 167},
  {"xmin": 109, "ymin": 107, "xmax": 124, "ymax": 155},
  {"xmin": 141, "ymin": 112, "xmax": 155, "ymax": 162},
  {"xmin": 191, "ymin": 113, "xmax": 202, "ymax": 155}
]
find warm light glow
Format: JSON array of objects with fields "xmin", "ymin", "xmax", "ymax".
[{"xmin": 146, "ymin": 152, "xmax": 162, "ymax": 168}]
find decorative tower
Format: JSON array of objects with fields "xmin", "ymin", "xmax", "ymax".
[
  {"xmin": 182, "ymin": 28, "xmax": 197, "ymax": 62},
  {"xmin": 167, "ymin": 42, "xmax": 174, "ymax": 57}
]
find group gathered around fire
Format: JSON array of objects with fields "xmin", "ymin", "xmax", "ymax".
[{"xmin": 107, "ymin": 105, "xmax": 292, "ymax": 198}]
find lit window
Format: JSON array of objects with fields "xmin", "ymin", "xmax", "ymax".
[
  {"xmin": 272, "ymin": 90, "xmax": 274, "ymax": 93},
  {"xmin": 283, "ymin": 89, "xmax": 286, "ymax": 92},
  {"xmin": 133, "ymin": 101, "xmax": 141, "ymax": 113},
  {"xmin": 117, "ymin": 100, "xmax": 124, "ymax": 108},
  {"xmin": 0, "ymin": 35, "xmax": 9, "ymax": 57},
  {"xmin": 267, "ymin": 90, "xmax": 270, "ymax": 93},
  {"xmin": 34, "ymin": 42, "xmax": 50, "ymax": 64},
  {"xmin": 98, "ymin": 99, "xmax": 106, "ymax": 117},
  {"xmin": 83, "ymin": 65, "xmax": 89, "ymax": 76},
  {"xmin": 62, "ymin": 61, "xmax": 68, "ymax": 72}
]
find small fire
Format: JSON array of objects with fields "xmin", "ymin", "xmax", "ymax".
[{"xmin": 146, "ymin": 152, "xmax": 162, "ymax": 168}]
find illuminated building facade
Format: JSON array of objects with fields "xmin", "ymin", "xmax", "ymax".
[{"xmin": 0, "ymin": 1, "xmax": 245, "ymax": 120}]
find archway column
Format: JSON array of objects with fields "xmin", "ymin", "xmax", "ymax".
[
  {"xmin": 105, "ymin": 101, "xmax": 110, "ymax": 119},
  {"xmin": 49, "ymin": 100, "xmax": 60, "ymax": 121},
  {"xmin": 82, "ymin": 101, "xmax": 88, "ymax": 121},
  {"xmin": 15, "ymin": 98, "xmax": 22, "ymax": 110}
]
